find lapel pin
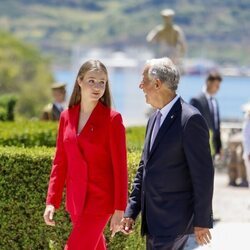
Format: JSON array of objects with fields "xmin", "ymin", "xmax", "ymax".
[{"xmin": 171, "ymin": 115, "xmax": 175, "ymax": 119}]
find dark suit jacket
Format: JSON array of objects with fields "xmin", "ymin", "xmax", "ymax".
[
  {"xmin": 42, "ymin": 103, "xmax": 62, "ymax": 121},
  {"xmin": 190, "ymin": 93, "xmax": 221, "ymax": 154},
  {"xmin": 124, "ymin": 98, "xmax": 214, "ymax": 237},
  {"xmin": 51, "ymin": 104, "xmax": 62, "ymax": 121}
]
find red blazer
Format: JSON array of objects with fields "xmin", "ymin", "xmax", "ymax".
[{"xmin": 46, "ymin": 101, "xmax": 128, "ymax": 218}]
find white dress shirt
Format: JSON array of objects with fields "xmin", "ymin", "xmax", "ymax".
[
  {"xmin": 54, "ymin": 102, "xmax": 66, "ymax": 112},
  {"xmin": 150, "ymin": 95, "xmax": 180, "ymax": 150},
  {"xmin": 158, "ymin": 94, "xmax": 180, "ymax": 126}
]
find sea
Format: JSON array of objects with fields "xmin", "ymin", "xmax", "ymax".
[{"xmin": 54, "ymin": 69, "xmax": 250, "ymax": 126}]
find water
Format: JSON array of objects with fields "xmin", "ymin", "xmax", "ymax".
[{"xmin": 54, "ymin": 69, "xmax": 250, "ymax": 126}]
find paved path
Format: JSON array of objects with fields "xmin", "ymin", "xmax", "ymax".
[{"xmin": 185, "ymin": 171, "xmax": 250, "ymax": 250}]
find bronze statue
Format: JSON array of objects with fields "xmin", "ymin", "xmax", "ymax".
[{"xmin": 147, "ymin": 9, "xmax": 187, "ymax": 64}]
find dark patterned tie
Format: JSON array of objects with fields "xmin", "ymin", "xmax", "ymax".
[{"xmin": 150, "ymin": 111, "xmax": 162, "ymax": 150}]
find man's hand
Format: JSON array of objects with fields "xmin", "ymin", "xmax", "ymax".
[
  {"xmin": 110, "ymin": 210, "xmax": 124, "ymax": 238},
  {"xmin": 43, "ymin": 204, "xmax": 55, "ymax": 226},
  {"xmin": 121, "ymin": 217, "xmax": 135, "ymax": 235},
  {"xmin": 194, "ymin": 227, "xmax": 212, "ymax": 245}
]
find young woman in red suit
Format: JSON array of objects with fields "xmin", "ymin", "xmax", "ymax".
[{"xmin": 43, "ymin": 59, "xmax": 128, "ymax": 250}]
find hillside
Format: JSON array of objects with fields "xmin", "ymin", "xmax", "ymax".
[
  {"xmin": 0, "ymin": 30, "xmax": 54, "ymax": 117},
  {"xmin": 1, "ymin": 0, "xmax": 250, "ymax": 65}
]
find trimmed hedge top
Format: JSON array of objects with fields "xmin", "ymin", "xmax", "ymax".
[
  {"xmin": 0, "ymin": 122, "xmax": 146, "ymax": 150},
  {"xmin": 0, "ymin": 121, "xmax": 57, "ymax": 147}
]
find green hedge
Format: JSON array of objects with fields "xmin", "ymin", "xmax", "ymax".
[
  {"xmin": 0, "ymin": 146, "xmax": 145, "ymax": 249},
  {"xmin": 0, "ymin": 94, "xmax": 17, "ymax": 121},
  {"xmin": 126, "ymin": 126, "xmax": 145, "ymax": 152},
  {"xmin": 0, "ymin": 122, "xmax": 145, "ymax": 150},
  {"xmin": 0, "ymin": 121, "xmax": 57, "ymax": 147}
]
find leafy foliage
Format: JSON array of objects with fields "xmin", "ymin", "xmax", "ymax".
[
  {"xmin": 126, "ymin": 126, "xmax": 146, "ymax": 152},
  {"xmin": 1, "ymin": 0, "xmax": 250, "ymax": 64},
  {"xmin": 0, "ymin": 121, "xmax": 57, "ymax": 147},
  {"xmin": 0, "ymin": 146, "xmax": 145, "ymax": 249},
  {"xmin": 0, "ymin": 146, "xmax": 71, "ymax": 249},
  {"xmin": 0, "ymin": 31, "xmax": 54, "ymax": 118},
  {"xmin": 0, "ymin": 94, "xmax": 17, "ymax": 121},
  {"xmin": 0, "ymin": 121, "xmax": 145, "ymax": 150}
]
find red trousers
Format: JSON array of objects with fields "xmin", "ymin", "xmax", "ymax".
[{"xmin": 64, "ymin": 212, "xmax": 111, "ymax": 250}]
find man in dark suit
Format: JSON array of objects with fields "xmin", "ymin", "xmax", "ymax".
[
  {"xmin": 42, "ymin": 82, "xmax": 66, "ymax": 121},
  {"xmin": 122, "ymin": 58, "xmax": 214, "ymax": 249},
  {"xmin": 190, "ymin": 72, "xmax": 222, "ymax": 157}
]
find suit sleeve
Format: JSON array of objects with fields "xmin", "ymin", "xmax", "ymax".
[
  {"xmin": 215, "ymin": 131, "xmax": 222, "ymax": 154},
  {"xmin": 124, "ymin": 157, "xmax": 144, "ymax": 220},
  {"xmin": 190, "ymin": 98, "xmax": 202, "ymax": 113},
  {"xmin": 183, "ymin": 114, "xmax": 214, "ymax": 228},
  {"xmin": 124, "ymin": 122, "xmax": 149, "ymax": 220},
  {"xmin": 109, "ymin": 113, "xmax": 128, "ymax": 211},
  {"xmin": 46, "ymin": 113, "xmax": 67, "ymax": 209}
]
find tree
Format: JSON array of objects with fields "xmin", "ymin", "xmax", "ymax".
[{"xmin": 0, "ymin": 31, "xmax": 53, "ymax": 118}]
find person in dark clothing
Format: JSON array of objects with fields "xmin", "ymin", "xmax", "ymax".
[
  {"xmin": 122, "ymin": 58, "xmax": 214, "ymax": 250},
  {"xmin": 190, "ymin": 72, "xmax": 222, "ymax": 158},
  {"xmin": 42, "ymin": 82, "xmax": 67, "ymax": 121}
]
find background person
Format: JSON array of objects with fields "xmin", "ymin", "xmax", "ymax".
[
  {"xmin": 242, "ymin": 102, "xmax": 250, "ymax": 187},
  {"xmin": 190, "ymin": 71, "xmax": 222, "ymax": 159},
  {"xmin": 42, "ymin": 82, "xmax": 67, "ymax": 121}
]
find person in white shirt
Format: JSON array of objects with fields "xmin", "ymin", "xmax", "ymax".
[{"xmin": 242, "ymin": 102, "xmax": 250, "ymax": 187}]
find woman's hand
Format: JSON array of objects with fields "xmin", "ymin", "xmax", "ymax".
[
  {"xmin": 43, "ymin": 204, "xmax": 56, "ymax": 226},
  {"xmin": 110, "ymin": 210, "xmax": 124, "ymax": 238}
]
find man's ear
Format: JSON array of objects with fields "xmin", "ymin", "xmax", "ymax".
[{"xmin": 155, "ymin": 79, "xmax": 161, "ymax": 89}]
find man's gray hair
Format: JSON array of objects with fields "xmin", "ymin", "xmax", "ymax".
[{"xmin": 147, "ymin": 57, "xmax": 180, "ymax": 91}]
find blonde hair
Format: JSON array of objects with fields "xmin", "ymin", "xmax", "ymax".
[{"xmin": 68, "ymin": 59, "xmax": 111, "ymax": 108}]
